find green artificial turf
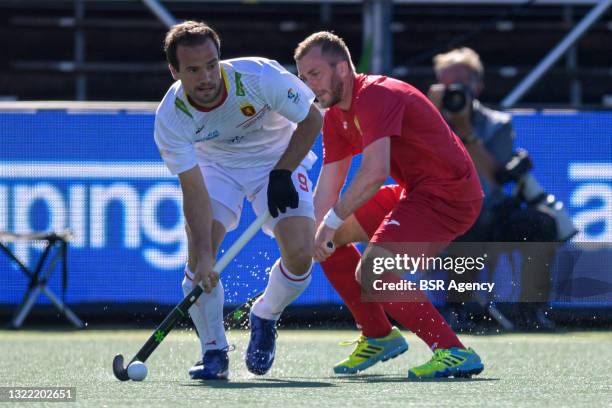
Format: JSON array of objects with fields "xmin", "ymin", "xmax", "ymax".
[{"xmin": 1, "ymin": 329, "xmax": 611, "ymax": 407}]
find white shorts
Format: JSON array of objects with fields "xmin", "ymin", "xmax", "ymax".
[{"xmin": 197, "ymin": 151, "xmax": 317, "ymax": 237}]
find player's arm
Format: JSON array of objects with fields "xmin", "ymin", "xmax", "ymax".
[
  {"xmin": 313, "ymin": 156, "xmax": 352, "ymax": 225},
  {"xmin": 267, "ymin": 103, "xmax": 322, "ymax": 218},
  {"xmin": 177, "ymin": 165, "xmax": 216, "ymax": 293},
  {"xmin": 312, "ymin": 157, "xmax": 351, "ymax": 261},
  {"xmin": 314, "ymin": 138, "xmax": 389, "ymax": 260},
  {"xmin": 449, "ymin": 112, "xmax": 501, "ymax": 187},
  {"xmin": 334, "ymin": 137, "xmax": 390, "ymax": 219},
  {"xmin": 460, "ymin": 121, "xmax": 518, "ymax": 188},
  {"xmin": 274, "ymin": 104, "xmax": 322, "ymax": 172},
  {"xmin": 154, "ymin": 108, "xmax": 217, "ymax": 291},
  {"xmin": 260, "ymin": 60, "xmax": 322, "ymax": 217}
]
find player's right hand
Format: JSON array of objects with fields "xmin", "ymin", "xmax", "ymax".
[
  {"xmin": 191, "ymin": 258, "xmax": 218, "ymax": 294},
  {"xmin": 314, "ymin": 224, "xmax": 336, "ymax": 262}
]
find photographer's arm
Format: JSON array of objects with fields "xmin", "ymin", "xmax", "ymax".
[
  {"xmin": 428, "ymin": 84, "xmax": 501, "ymax": 186},
  {"xmin": 450, "ymin": 114, "xmax": 501, "ymax": 187},
  {"xmin": 454, "ymin": 121, "xmax": 502, "ymax": 185}
]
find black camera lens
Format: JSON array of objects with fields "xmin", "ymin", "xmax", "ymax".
[{"xmin": 442, "ymin": 83, "xmax": 469, "ymax": 113}]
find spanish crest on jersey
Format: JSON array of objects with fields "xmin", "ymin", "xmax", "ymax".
[{"xmin": 240, "ymin": 101, "xmax": 256, "ymax": 117}]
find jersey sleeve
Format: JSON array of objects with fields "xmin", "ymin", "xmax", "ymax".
[
  {"xmin": 355, "ymin": 85, "xmax": 404, "ymax": 147},
  {"xmin": 154, "ymin": 111, "xmax": 197, "ymax": 175},
  {"xmin": 259, "ymin": 60, "xmax": 316, "ymax": 123},
  {"xmin": 322, "ymin": 110, "xmax": 353, "ymax": 164}
]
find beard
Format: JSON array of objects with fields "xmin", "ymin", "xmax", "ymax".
[
  {"xmin": 318, "ymin": 71, "xmax": 343, "ymax": 108},
  {"xmin": 190, "ymin": 81, "xmax": 223, "ymax": 106}
]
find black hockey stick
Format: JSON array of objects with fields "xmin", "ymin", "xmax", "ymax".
[
  {"xmin": 112, "ymin": 212, "xmax": 269, "ymax": 381},
  {"xmin": 222, "ymin": 241, "xmax": 332, "ymax": 329},
  {"xmin": 223, "ymin": 290, "xmax": 264, "ymax": 330}
]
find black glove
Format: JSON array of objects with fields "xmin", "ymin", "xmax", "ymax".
[{"xmin": 267, "ymin": 169, "xmax": 299, "ymax": 218}]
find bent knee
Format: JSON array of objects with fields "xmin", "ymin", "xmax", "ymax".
[
  {"xmin": 284, "ymin": 236, "xmax": 314, "ymax": 258},
  {"xmin": 282, "ymin": 247, "xmax": 314, "ymax": 276}
]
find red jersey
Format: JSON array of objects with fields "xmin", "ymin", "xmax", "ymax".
[{"xmin": 322, "ymin": 74, "xmax": 482, "ymax": 202}]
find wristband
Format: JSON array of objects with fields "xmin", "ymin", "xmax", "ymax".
[{"xmin": 323, "ymin": 208, "xmax": 344, "ymax": 230}]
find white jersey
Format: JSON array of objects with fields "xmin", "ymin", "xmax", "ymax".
[{"xmin": 154, "ymin": 57, "xmax": 316, "ymax": 174}]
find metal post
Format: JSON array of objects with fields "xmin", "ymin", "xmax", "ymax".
[
  {"xmin": 320, "ymin": 2, "xmax": 332, "ymax": 25},
  {"xmin": 564, "ymin": 5, "xmax": 582, "ymax": 108},
  {"xmin": 365, "ymin": 0, "xmax": 393, "ymax": 74},
  {"xmin": 501, "ymin": 0, "xmax": 611, "ymax": 108},
  {"xmin": 142, "ymin": 0, "xmax": 177, "ymax": 29},
  {"xmin": 74, "ymin": 0, "xmax": 86, "ymax": 100},
  {"xmin": 362, "ymin": 0, "xmax": 373, "ymax": 73}
]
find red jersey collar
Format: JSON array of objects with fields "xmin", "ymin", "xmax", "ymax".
[
  {"xmin": 187, "ymin": 82, "xmax": 227, "ymax": 112},
  {"xmin": 343, "ymin": 73, "xmax": 367, "ymax": 113}
]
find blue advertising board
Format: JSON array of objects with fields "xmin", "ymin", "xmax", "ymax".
[{"xmin": 0, "ymin": 109, "xmax": 610, "ymax": 307}]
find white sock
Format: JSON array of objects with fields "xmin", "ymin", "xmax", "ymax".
[
  {"xmin": 251, "ymin": 258, "xmax": 312, "ymax": 321},
  {"xmin": 182, "ymin": 266, "xmax": 228, "ymax": 354}
]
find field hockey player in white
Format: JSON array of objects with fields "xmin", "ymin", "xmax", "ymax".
[{"xmin": 154, "ymin": 21, "xmax": 322, "ymax": 379}]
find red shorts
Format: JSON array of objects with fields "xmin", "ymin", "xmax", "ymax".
[
  {"xmin": 353, "ymin": 184, "xmax": 405, "ymax": 237},
  {"xmin": 353, "ymin": 184, "xmax": 482, "ymax": 245}
]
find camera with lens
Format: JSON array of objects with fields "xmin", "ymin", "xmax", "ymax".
[
  {"xmin": 494, "ymin": 149, "xmax": 578, "ymax": 241},
  {"xmin": 442, "ymin": 83, "xmax": 472, "ymax": 113}
]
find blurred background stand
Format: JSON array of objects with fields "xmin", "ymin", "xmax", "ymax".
[{"xmin": 0, "ymin": 230, "xmax": 85, "ymax": 329}]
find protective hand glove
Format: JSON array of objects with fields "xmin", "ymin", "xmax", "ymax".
[{"xmin": 267, "ymin": 169, "xmax": 299, "ymax": 218}]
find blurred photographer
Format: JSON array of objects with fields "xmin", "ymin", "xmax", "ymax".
[{"xmin": 429, "ymin": 47, "xmax": 559, "ymax": 330}]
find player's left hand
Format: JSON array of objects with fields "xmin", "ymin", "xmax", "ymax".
[
  {"xmin": 267, "ymin": 169, "xmax": 299, "ymax": 218},
  {"xmin": 191, "ymin": 257, "xmax": 218, "ymax": 295},
  {"xmin": 314, "ymin": 223, "xmax": 336, "ymax": 262}
]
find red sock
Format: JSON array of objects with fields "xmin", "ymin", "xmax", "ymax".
[
  {"xmin": 380, "ymin": 274, "xmax": 464, "ymax": 350},
  {"xmin": 384, "ymin": 301, "xmax": 464, "ymax": 350},
  {"xmin": 320, "ymin": 244, "xmax": 392, "ymax": 338}
]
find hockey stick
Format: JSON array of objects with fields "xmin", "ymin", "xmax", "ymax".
[
  {"xmin": 222, "ymin": 242, "xmax": 333, "ymax": 329},
  {"xmin": 112, "ymin": 211, "xmax": 270, "ymax": 381},
  {"xmin": 223, "ymin": 290, "xmax": 264, "ymax": 330}
]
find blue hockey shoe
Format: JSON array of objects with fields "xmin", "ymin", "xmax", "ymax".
[
  {"xmin": 189, "ymin": 348, "xmax": 229, "ymax": 380},
  {"xmin": 246, "ymin": 312, "xmax": 277, "ymax": 375}
]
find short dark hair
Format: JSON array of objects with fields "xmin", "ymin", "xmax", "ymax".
[
  {"xmin": 294, "ymin": 31, "xmax": 355, "ymax": 71},
  {"xmin": 164, "ymin": 21, "xmax": 221, "ymax": 70}
]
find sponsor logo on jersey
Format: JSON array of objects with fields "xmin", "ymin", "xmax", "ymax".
[
  {"xmin": 235, "ymin": 72, "xmax": 246, "ymax": 96},
  {"xmin": 237, "ymin": 104, "xmax": 270, "ymax": 129},
  {"xmin": 195, "ymin": 130, "xmax": 219, "ymax": 142},
  {"xmin": 206, "ymin": 130, "xmax": 220, "ymax": 140},
  {"xmin": 230, "ymin": 135, "xmax": 245, "ymax": 144},
  {"xmin": 287, "ymin": 88, "xmax": 301, "ymax": 104},
  {"xmin": 384, "ymin": 219, "xmax": 401, "ymax": 227},
  {"xmin": 240, "ymin": 101, "xmax": 256, "ymax": 117}
]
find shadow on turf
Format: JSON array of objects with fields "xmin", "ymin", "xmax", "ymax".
[
  {"xmin": 182, "ymin": 375, "xmax": 499, "ymax": 388},
  {"xmin": 330, "ymin": 374, "xmax": 500, "ymax": 383},
  {"xmin": 182, "ymin": 378, "xmax": 337, "ymax": 389}
]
